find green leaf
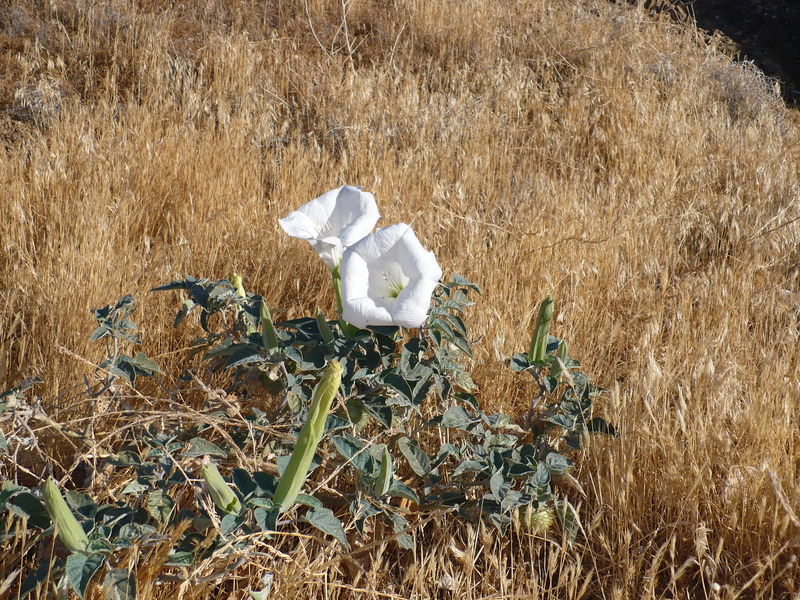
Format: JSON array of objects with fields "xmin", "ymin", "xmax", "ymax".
[
  {"xmin": 20, "ymin": 557, "xmax": 57, "ymax": 598},
  {"xmin": 387, "ymin": 513, "xmax": 414, "ymax": 549},
  {"xmin": 90, "ymin": 325, "xmax": 110, "ymax": 342},
  {"xmin": 452, "ymin": 460, "xmax": 486, "ymax": 477},
  {"xmin": 232, "ymin": 469, "xmax": 257, "ymax": 497},
  {"xmin": 220, "ymin": 512, "xmax": 246, "ymax": 535},
  {"xmin": 531, "ymin": 462, "xmax": 551, "ymax": 490},
  {"xmin": 586, "ymin": 417, "xmax": 617, "ymax": 437},
  {"xmin": 147, "ymin": 490, "xmax": 174, "ymax": 522},
  {"xmin": 331, "ymin": 434, "xmax": 372, "ymax": 475},
  {"xmin": 65, "ymin": 491, "xmax": 97, "ymax": 518},
  {"xmin": 303, "ymin": 507, "xmax": 349, "ymax": 550},
  {"xmin": 448, "ymin": 274, "xmax": 482, "ymax": 294},
  {"xmin": 388, "ymin": 481, "xmax": 419, "ymax": 505},
  {"xmin": 164, "ymin": 551, "xmax": 194, "ymax": 567},
  {"xmin": 325, "ymin": 414, "xmax": 350, "ymax": 433},
  {"xmin": 103, "ymin": 568, "xmax": 136, "ymax": 600},
  {"xmin": 184, "ymin": 438, "xmax": 228, "ymax": 458},
  {"xmin": 174, "ymin": 298, "xmax": 196, "ymax": 328},
  {"xmin": 544, "ymin": 414, "xmax": 576, "ymax": 430},
  {"xmin": 0, "ymin": 430, "xmax": 7, "ymax": 453},
  {"xmin": 129, "ymin": 352, "xmax": 164, "ymax": 375},
  {"xmin": 397, "ymin": 437, "xmax": 430, "ymax": 476},
  {"xmin": 489, "ymin": 471, "xmax": 510, "ymax": 501},
  {"xmin": 7, "ymin": 492, "xmax": 51, "ymax": 529},
  {"xmin": 508, "ymin": 353, "xmax": 531, "ymax": 372},
  {"xmin": 545, "ymin": 453, "xmax": 573, "ymax": 475},
  {"xmin": 381, "ymin": 371, "xmax": 414, "ymax": 402},
  {"xmin": 226, "ymin": 346, "xmax": 264, "ymax": 369},
  {"xmin": 440, "ymin": 405, "xmax": 477, "ymax": 430},
  {"xmin": 66, "ymin": 552, "xmax": 104, "ymax": 599}
]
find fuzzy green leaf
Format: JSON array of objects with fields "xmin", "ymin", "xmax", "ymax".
[
  {"xmin": 303, "ymin": 506, "xmax": 349, "ymax": 550},
  {"xmin": 66, "ymin": 552, "xmax": 104, "ymax": 599},
  {"xmin": 397, "ymin": 437, "xmax": 430, "ymax": 476}
]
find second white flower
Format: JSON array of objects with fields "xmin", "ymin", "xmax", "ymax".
[{"xmin": 340, "ymin": 223, "xmax": 442, "ymax": 329}]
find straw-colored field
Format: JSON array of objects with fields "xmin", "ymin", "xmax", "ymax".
[{"xmin": 2, "ymin": 0, "xmax": 799, "ymax": 597}]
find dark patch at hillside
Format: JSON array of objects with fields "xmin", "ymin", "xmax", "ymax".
[{"xmin": 686, "ymin": 0, "xmax": 800, "ymax": 106}]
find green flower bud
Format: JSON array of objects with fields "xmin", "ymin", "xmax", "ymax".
[
  {"xmin": 260, "ymin": 299, "xmax": 279, "ymax": 353},
  {"xmin": 273, "ymin": 360, "xmax": 343, "ymax": 512},
  {"xmin": 201, "ymin": 463, "xmax": 242, "ymax": 514},
  {"xmin": 43, "ymin": 477, "xmax": 89, "ymax": 553},
  {"xmin": 529, "ymin": 295, "xmax": 554, "ymax": 363},
  {"xmin": 315, "ymin": 308, "xmax": 334, "ymax": 344},
  {"xmin": 374, "ymin": 447, "xmax": 393, "ymax": 497}
]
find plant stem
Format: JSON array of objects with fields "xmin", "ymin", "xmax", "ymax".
[{"xmin": 331, "ymin": 267, "xmax": 359, "ymax": 338}]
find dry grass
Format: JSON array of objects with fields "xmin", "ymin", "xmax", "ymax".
[{"xmin": 1, "ymin": 0, "xmax": 799, "ymax": 597}]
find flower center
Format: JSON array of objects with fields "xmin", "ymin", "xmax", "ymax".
[{"xmin": 382, "ymin": 270, "xmax": 406, "ymax": 298}]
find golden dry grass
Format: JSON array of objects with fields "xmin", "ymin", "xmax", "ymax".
[{"xmin": 1, "ymin": 0, "xmax": 799, "ymax": 597}]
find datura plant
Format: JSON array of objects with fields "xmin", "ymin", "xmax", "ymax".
[{"xmin": 0, "ymin": 184, "xmax": 615, "ymax": 596}]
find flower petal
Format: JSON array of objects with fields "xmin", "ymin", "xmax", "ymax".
[
  {"xmin": 278, "ymin": 210, "xmax": 322, "ymax": 241},
  {"xmin": 279, "ymin": 185, "xmax": 381, "ymax": 270},
  {"xmin": 392, "ymin": 278, "xmax": 440, "ymax": 328}
]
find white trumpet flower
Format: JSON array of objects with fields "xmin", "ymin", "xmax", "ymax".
[
  {"xmin": 340, "ymin": 223, "xmax": 442, "ymax": 329},
  {"xmin": 279, "ymin": 185, "xmax": 381, "ymax": 270}
]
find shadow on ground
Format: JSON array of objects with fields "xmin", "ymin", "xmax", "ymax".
[{"xmin": 681, "ymin": 0, "xmax": 800, "ymax": 106}]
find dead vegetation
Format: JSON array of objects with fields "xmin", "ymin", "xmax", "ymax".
[{"xmin": 1, "ymin": 0, "xmax": 799, "ymax": 597}]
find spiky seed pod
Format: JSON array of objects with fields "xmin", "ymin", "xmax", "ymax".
[
  {"xmin": 201, "ymin": 463, "xmax": 242, "ymax": 514},
  {"xmin": 42, "ymin": 477, "xmax": 89, "ymax": 553},
  {"xmin": 273, "ymin": 360, "xmax": 343, "ymax": 512},
  {"xmin": 345, "ymin": 400, "xmax": 369, "ymax": 430},
  {"xmin": 529, "ymin": 295, "xmax": 554, "ymax": 363},
  {"xmin": 528, "ymin": 506, "xmax": 556, "ymax": 534}
]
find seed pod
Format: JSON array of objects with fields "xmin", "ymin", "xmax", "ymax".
[
  {"xmin": 273, "ymin": 360, "xmax": 343, "ymax": 512},
  {"xmin": 201, "ymin": 463, "xmax": 242, "ymax": 514},
  {"xmin": 556, "ymin": 340, "xmax": 568, "ymax": 362},
  {"xmin": 529, "ymin": 295, "xmax": 554, "ymax": 363},
  {"xmin": 527, "ymin": 505, "xmax": 556, "ymax": 534},
  {"xmin": 42, "ymin": 477, "xmax": 89, "ymax": 553},
  {"xmin": 345, "ymin": 399, "xmax": 369, "ymax": 430}
]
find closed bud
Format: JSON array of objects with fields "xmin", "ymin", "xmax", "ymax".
[
  {"xmin": 260, "ymin": 299, "xmax": 279, "ymax": 353},
  {"xmin": 273, "ymin": 360, "xmax": 343, "ymax": 512},
  {"xmin": 375, "ymin": 447, "xmax": 393, "ymax": 497},
  {"xmin": 201, "ymin": 463, "xmax": 242, "ymax": 514},
  {"xmin": 43, "ymin": 477, "xmax": 89, "ymax": 553},
  {"xmin": 529, "ymin": 295, "xmax": 554, "ymax": 363},
  {"xmin": 315, "ymin": 308, "xmax": 335, "ymax": 344}
]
